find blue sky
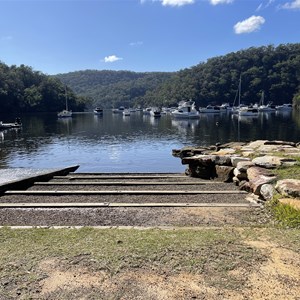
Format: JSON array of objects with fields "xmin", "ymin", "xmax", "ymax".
[{"xmin": 0, "ymin": 0, "xmax": 299, "ymax": 75}]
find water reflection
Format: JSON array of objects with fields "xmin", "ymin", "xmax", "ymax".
[{"xmin": 0, "ymin": 110, "xmax": 299, "ymax": 172}]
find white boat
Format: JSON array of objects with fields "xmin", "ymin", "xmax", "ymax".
[
  {"xmin": 58, "ymin": 87, "xmax": 72, "ymax": 118},
  {"xmin": 276, "ymin": 103, "xmax": 293, "ymax": 111},
  {"xmin": 219, "ymin": 103, "xmax": 232, "ymax": 111},
  {"xmin": 93, "ymin": 107, "xmax": 103, "ymax": 115},
  {"xmin": 0, "ymin": 118, "xmax": 22, "ymax": 130},
  {"xmin": 171, "ymin": 100, "xmax": 199, "ymax": 119},
  {"xmin": 239, "ymin": 106, "xmax": 259, "ymax": 116},
  {"xmin": 258, "ymin": 92, "xmax": 276, "ymax": 112},
  {"xmin": 199, "ymin": 105, "xmax": 221, "ymax": 113},
  {"xmin": 123, "ymin": 109, "xmax": 131, "ymax": 116},
  {"xmin": 150, "ymin": 108, "xmax": 161, "ymax": 118},
  {"xmin": 143, "ymin": 107, "xmax": 152, "ymax": 115},
  {"xmin": 112, "ymin": 106, "xmax": 125, "ymax": 114}
]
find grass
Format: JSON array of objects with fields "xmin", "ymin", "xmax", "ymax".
[
  {"xmin": 267, "ymin": 198, "xmax": 300, "ymax": 229},
  {"xmin": 0, "ymin": 227, "xmax": 266, "ymax": 298}
]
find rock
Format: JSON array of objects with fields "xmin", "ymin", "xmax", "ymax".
[
  {"xmin": 279, "ymin": 198, "xmax": 300, "ymax": 210},
  {"xmin": 275, "ymin": 179, "xmax": 300, "ymax": 198},
  {"xmin": 252, "ymin": 155, "xmax": 282, "ymax": 169},
  {"xmin": 247, "ymin": 166, "xmax": 275, "ymax": 181},
  {"xmin": 236, "ymin": 160, "xmax": 255, "ymax": 172},
  {"xmin": 188, "ymin": 163, "xmax": 216, "ymax": 179},
  {"xmin": 231, "ymin": 156, "xmax": 251, "ymax": 167},
  {"xmin": 260, "ymin": 184, "xmax": 275, "ymax": 200},
  {"xmin": 264, "ymin": 140, "xmax": 297, "ymax": 147},
  {"xmin": 215, "ymin": 165, "xmax": 234, "ymax": 182},
  {"xmin": 211, "ymin": 148, "xmax": 236, "ymax": 155},
  {"xmin": 250, "ymin": 175, "xmax": 277, "ymax": 195},
  {"xmin": 239, "ymin": 180, "xmax": 251, "ymax": 192},
  {"xmin": 246, "ymin": 140, "xmax": 268, "ymax": 149},
  {"xmin": 247, "ymin": 166, "xmax": 277, "ymax": 195},
  {"xmin": 233, "ymin": 168, "xmax": 248, "ymax": 180}
]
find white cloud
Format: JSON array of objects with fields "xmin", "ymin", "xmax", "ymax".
[
  {"xmin": 234, "ymin": 15, "xmax": 265, "ymax": 34},
  {"xmin": 209, "ymin": 0, "xmax": 234, "ymax": 5},
  {"xmin": 102, "ymin": 55, "xmax": 123, "ymax": 63},
  {"xmin": 129, "ymin": 41, "xmax": 143, "ymax": 46},
  {"xmin": 141, "ymin": 0, "xmax": 194, "ymax": 6},
  {"xmin": 161, "ymin": 0, "xmax": 194, "ymax": 6},
  {"xmin": 281, "ymin": 0, "xmax": 300, "ymax": 9}
]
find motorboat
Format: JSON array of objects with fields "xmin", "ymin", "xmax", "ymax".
[
  {"xmin": 112, "ymin": 106, "xmax": 125, "ymax": 114},
  {"xmin": 219, "ymin": 103, "xmax": 232, "ymax": 111},
  {"xmin": 276, "ymin": 103, "xmax": 293, "ymax": 111},
  {"xmin": 143, "ymin": 107, "xmax": 152, "ymax": 115},
  {"xmin": 150, "ymin": 108, "xmax": 161, "ymax": 118},
  {"xmin": 93, "ymin": 107, "xmax": 103, "ymax": 115},
  {"xmin": 0, "ymin": 118, "xmax": 22, "ymax": 130},
  {"xmin": 57, "ymin": 109, "xmax": 72, "ymax": 118},
  {"xmin": 199, "ymin": 105, "xmax": 221, "ymax": 113},
  {"xmin": 171, "ymin": 100, "xmax": 199, "ymax": 118},
  {"xmin": 123, "ymin": 109, "xmax": 131, "ymax": 116},
  {"xmin": 238, "ymin": 106, "xmax": 259, "ymax": 116}
]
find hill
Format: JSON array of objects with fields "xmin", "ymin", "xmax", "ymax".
[{"xmin": 55, "ymin": 43, "xmax": 300, "ymax": 109}]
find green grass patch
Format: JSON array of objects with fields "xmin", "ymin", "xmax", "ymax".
[
  {"xmin": 0, "ymin": 227, "xmax": 265, "ymax": 298},
  {"xmin": 273, "ymin": 164, "xmax": 300, "ymax": 180},
  {"xmin": 267, "ymin": 199, "xmax": 300, "ymax": 229}
]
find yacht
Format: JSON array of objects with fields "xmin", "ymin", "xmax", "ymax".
[
  {"xmin": 172, "ymin": 100, "xmax": 199, "ymax": 118},
  {"xmin": 112, "ymin": 106, "xmax": 125, "ymax": 114},
  {"xmin": 276, "ymin": 103, "xmax": 293, "ymax": 111},
  {"xmin": 93, "ymin": 107, "xmax": 103, "ymax": 115},
  {"xmin": 58, "ymin": 87, "xmax": 72, "ymax": 118},
  {"xmin": 199, "ymin": 105, "xmax": 221, "ymax": 113}
]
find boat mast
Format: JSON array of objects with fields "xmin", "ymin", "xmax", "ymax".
[
  {"xmin": 65, "ymin": 86, "xmax": 68, "ymax": 111},
  {"xmin": 238, "ymin": 74, "xmax": 241, "ymax": 107}
]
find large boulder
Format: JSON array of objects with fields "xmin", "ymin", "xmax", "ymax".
[
  {"xmin": 276, "ymin": 179, "xmax": 300, "ymax": 198},
  {"xmin": 215, "ymin": 165, "xmax": 234, "ymax": 182},
  {"xmin": 252, "ymin": 155, "xmax": 282, "ymax": 169},
  {"xmin": 247, "ymin": 166, "xmax": 277, "ymax": 195}
]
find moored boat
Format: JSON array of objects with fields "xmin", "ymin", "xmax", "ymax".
[
  {"xmin": 0, "ymin": 118, "xmax": 22, "ymax": 130},
  {"xmin": 58, "ymin": 87, "xmax": 72, "ymax": 118},
  {"xmin": 172, "ymin": 100, "xmax": 199, "ymax": 119},
  {"xmin": 112, "ymin": 106, "xmax": 125, "ymax": 114},
  {"xmin": 276, "ymin": 103, "xmax": 293, "ymax": 111},
  {"xmin": 93, "ymin": 107, "xmax": 103, "ymax": 115},
  {"xmin": 199, "ymin": 105, "xmax": 221, "ymax": 113}
]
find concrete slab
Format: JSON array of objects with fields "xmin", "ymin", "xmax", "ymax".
[{"xmin": 0, "ymin": 165, "xmax": 79, "ymax": 193}]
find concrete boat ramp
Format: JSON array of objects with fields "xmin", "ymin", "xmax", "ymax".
[{"xmin": 0, "ymin": 166, "xmax": 265, "ymax": 227}]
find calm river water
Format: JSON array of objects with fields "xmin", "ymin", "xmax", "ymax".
[{"xmin": 0, "ymin": 110, "xmax": 299, "ymax": 172}]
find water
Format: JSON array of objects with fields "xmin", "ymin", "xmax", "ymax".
[{"xmin": 0, "ymin": 110, "xmax": 299, "ymax": 172}]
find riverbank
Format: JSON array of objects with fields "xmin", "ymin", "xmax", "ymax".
[{"xmin": 0, "ymin": 140, "xmax": 299, "ymax": 299}]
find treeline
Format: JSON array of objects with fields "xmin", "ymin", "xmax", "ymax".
[
  {"xmin": 55, "ymin": 70, "xmax": 173, "ymax": 109},
  {"xmin": 57, "ymin": 43, "xmax": 300, "ymax": 109},
  {"xmin": 1, "ymin": 43, "xmax": 300, "ymax": 113},
  {"xmin": 0, "ymin": 62, "xmax": 88, "ymax": 113}
]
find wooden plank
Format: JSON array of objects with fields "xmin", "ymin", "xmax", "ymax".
[
  {"xmin": 4, "ymin": 190, "xmax": 247, "ymax": 195},
  {"xmin": 0, "ymin": 202, "xmax": 259, "ymax": 208},
  {"xmin": 53, "ymin": 175, "xmax": 189, "ymax": 180},
  {"xmin": 34, "ymin": 181, "xmax": 214, "ymax": 186}
]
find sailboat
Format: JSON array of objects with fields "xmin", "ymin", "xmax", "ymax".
[
  {"xmin": 232, "ymin": 75, "xmax": 258, "ymax": 116},
  {"xmin": 258, "ymin": 91, "xmax": 275, "ymax": 112},
  {"xmin": 57, "ymin": 87, "xmax": 72, "ymax": 118}
]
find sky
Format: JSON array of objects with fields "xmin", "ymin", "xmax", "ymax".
[{"xmin": 0, "ymin": 0, "xmax": 299, "ymax": 75}]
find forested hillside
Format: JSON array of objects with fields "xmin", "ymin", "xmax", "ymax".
[
  {"xmin": 55, "ymin": 70, "xmax": 173, "ymax": 109},
  {"xmin": 1, "ymin": 43, "xmax": 300, "ymax": 113},
  {"xmin": 56, "ymin": 43, "xmax": 300, "ymax": 109},
  {"xmin": 0, "ymin": 63, "xmax": 88, "ymax": 113}
]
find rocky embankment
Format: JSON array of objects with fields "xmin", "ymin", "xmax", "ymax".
[{"xmin": 173, "ymin": 140, "xmax": 300, "ymax": 208}]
